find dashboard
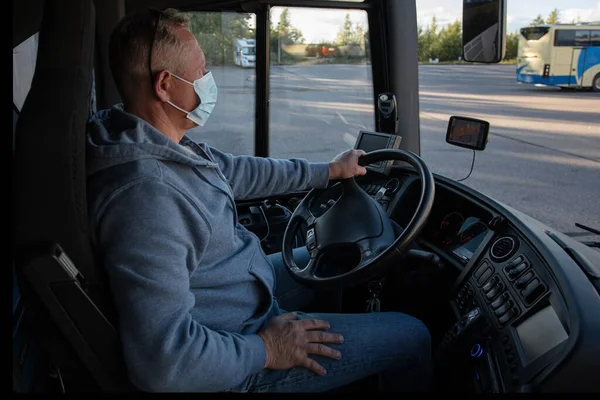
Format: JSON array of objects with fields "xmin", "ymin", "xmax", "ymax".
[
  {"xmin": 352, "ymin": 167, "xmax": 600, "ymax": 393},
  {"xmin": 238, "ymin": 162, "xmax": 600, "ymax": 392}
]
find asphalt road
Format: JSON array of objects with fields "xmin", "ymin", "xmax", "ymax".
[{"xmin": 187, "ymin": 64, "xmax": 600, "ymax": 240}]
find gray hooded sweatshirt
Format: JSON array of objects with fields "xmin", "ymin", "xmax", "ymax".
[{"xmin": 85, "ymin": 104, "xmax": 330, "ymax": 392}]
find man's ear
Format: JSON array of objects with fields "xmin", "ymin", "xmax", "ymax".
[{"xmin": 154, "ymin": 70, "xmax": 172, "ymax": 102}]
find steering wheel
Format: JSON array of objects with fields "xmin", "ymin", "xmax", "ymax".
[{"xmin": 282, "ymin": 149, "xmax": 435, "ymax": 289}]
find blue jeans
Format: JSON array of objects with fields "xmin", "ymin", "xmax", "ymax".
[{"xmin": 233, "ymin": 247, "xmax": 432, "ymax": 393}]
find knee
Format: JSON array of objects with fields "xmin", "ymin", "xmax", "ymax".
[{"xmin": 388, "ymin": 312, "xmax": 432, "ymax": 360}]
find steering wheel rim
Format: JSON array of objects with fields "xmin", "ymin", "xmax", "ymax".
[{"xmin": 282, "ymin": 149, "xmax": 435, "ymax": 289}]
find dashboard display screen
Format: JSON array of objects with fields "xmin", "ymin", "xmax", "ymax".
[
  {"xmin": 356, "ymin": 132, "xmax": 390, "ymax": 152},
  {"xmin": 516, "ymin": 305, "xmax": 568, "ymax": 365},
  {"xmin": 355, "ymin": 133, "xmax": 390, "ymax": 169}
]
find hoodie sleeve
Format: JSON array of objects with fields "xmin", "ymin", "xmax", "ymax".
[
  {"xmin": 205, "ymin": 145, "xmax": 330, "ymax": 201},
  {"xmin": 96, "ymin": 178, "xmax": 266, "ymax": 392}
]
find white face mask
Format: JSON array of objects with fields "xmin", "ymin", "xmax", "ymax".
[{"xmin": 167, "ymin": 71, "xmax": 218, "ymax": 127}]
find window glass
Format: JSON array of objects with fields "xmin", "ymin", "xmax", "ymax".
[
  {"xmin": 554, "ymin": 30, "xmax": 576, "ymax": 46},
  {"xmin": 268, "ymin": 7, "xmax": 374, "ymax": 161},
  {"xmin": 184, "ymin": 12, "xmax": 256, "ymax": 156},
  {"xmin": 13, "ymin": 33, "xmax": 39, "ymax": 110},
  {"xmin": 520, "ymin": 27, "xmax": 549, "ymax": 41},
  {"xmin": 574, "ymin": 30, "xmax": 591, "ymax": 47},
  {"xmin": 591, "ymin": 31, "xmax": 600, "ymax": 47}
]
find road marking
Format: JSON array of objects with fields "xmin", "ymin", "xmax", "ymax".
[{"xmin": 337, "ymin": 111, "xmax": 349, "ymax": 125}]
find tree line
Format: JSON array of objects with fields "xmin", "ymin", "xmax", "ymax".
[
  {"xmin": 418, "ymin": 9, "xmax": 567, "ymax": 63},
  {"xmin": 186, "ymin": 9, "xmax": 369, "ymax": 66},
  {"xmin": 186, "ymin": 8, "xmax": 570, "ymax": 66}
]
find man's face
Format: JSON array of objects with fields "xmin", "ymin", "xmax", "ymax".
[{"xmin": 167, "ymin": 27, "xmax": 207, "ymax": 130}]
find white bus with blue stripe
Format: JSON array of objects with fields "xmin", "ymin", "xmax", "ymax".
[{"xmin": 517, "ymin": 23, "xmax": 600, "ymax": 91}]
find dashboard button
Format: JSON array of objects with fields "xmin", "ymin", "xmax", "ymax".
[
  {"xmin": 523, "ymin": 280, "xmax": 546, "ymax": 303},
  {"xmin": 486, "ymin": 283, "xmax": 504, "ymax": 300},
  {"xmin": 495, "ymin": 300, "xmax": 513, "ymax": 317},
  {"xmin": 521, "ymin": 278, "xmax": 540, "ymax": 298},
  {"xmin": 501, "ymin": 335, "xmax": 510, "ymax": 345},
  {"xmin": 508, "ymin": 262, "xmax": 528, "ymax": 279},
  {"xmin": 491, "ymin": 293, "xmax": 508, "ymax": 309},
  {"xmin": 509, "ymin": 363, "xmax": 518, "ymax": 372},
  {"xmin": 507, "ymin": 354, "xmax": 515, "ymax": 363},
  {"xmin": 474, "ymin": 262, "xmax": 490, "ymax": 280},
  {"xmin": 478, "ymin": 268, "xmax": 493, "ymax": 285},
  {"xmin": 499, "ymin": 308, "xmax": 517, "ymax": 325},
  {"xmin": 482, "ymin": 276, "xmax": 497, "ymax": 293},
  {"xmin": 506, "ymin": 256, "xmax": 524, "ymax": 270},
  {"xmin": 515, "ymin": 271, "xmax": 534, "ymax": 289}
]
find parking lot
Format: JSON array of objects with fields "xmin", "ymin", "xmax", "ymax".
[{"xmin": 188, "ymin": 64, "xmax": 600, "ymax": 240}]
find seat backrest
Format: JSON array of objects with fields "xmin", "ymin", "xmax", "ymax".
[{"xmin": 13, "ymin": 0, "xmax": 135, "ymax": 392}]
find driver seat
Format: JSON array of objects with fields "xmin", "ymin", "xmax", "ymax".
[{"xmin": 13, "ymin": 0, "xmax": 136, "ymax": 392}]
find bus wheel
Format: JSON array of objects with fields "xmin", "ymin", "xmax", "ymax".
[{"xmin": 593, "ymin": 74, "xmax": 600, "ymax": 92}]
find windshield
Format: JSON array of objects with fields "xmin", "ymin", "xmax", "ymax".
[
  {"xmin": 13, "ymin": 2, "xmax": 599, "ymax": 245},
  {"xmin": 520, "ymin": 27, "xmax": 550, "ymax": 40},
  {"xmin": 184, "ymin": 3, "xmax": 599, "ymax": 241}
]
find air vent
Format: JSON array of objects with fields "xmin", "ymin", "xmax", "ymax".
[{"xmin": 490, "ymin": 236, "xmax": 519, "ymax": 262}]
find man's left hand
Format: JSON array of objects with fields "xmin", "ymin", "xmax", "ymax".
[{"xmin": 328, "ymin": 149, "xmax": 368, "ymax": 180}]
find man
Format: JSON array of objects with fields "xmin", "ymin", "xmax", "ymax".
[{"xmin": 86, "ymin": 8, "xmax": 431, "ymax": 393}]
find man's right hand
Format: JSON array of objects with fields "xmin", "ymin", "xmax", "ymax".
[{"xmin": 257, "ymin": 312, "xmax": 344, "ymax": 376}]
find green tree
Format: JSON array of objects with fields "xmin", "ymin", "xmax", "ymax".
[
  {"xmin": 353, "ymin": 24, "xmax": 365, "ymax": 47},
  {"xmin": 273, "ymin": 8, "xmax": 305, "ymax": 45},
  {"xmin": 436, "ymin": 20, "xmax": 462, "ymax": 62},
  {"xmin": 269, "ymin": 8, "xmax": 305, "ymax": 64},
  {"xmin": 421, "ymin": 16, "xmax": 440, "ymax": 61},
  {"xmin": 530, "ymin": 14, "xmax": 545, "ymax": 26},
  {"xmin": 336, "ymin": 13, "xmax": 355, "ymax": 45},
  {"xmin": 417, "ymin": 25, "xmax": 428, "ymax": 61},
  {"xmin": 188, "ymin": 12, "xmax": 254, "ymax": 66},
  {"xmin": 505, "ymin": 32, "xmax": 519, "ymax": 60},
  {"xmin": 546, "ymin": 9, "xmax": 560, "ymax": 25}
]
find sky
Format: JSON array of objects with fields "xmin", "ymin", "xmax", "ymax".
[{"xmin": 268, "ymin": 0, "xmax": 600, "ymax": 43}]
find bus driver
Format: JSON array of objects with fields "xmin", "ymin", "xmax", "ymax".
[{"xmin": 85, "ymin": 8, "xmax": 432, "ymax": 393}]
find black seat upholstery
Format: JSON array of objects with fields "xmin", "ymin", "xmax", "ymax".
[{"xmin": 13, "ymin": 0, "xmax": 135, "ymax": 392}]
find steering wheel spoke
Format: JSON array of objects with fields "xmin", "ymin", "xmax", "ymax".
[
  {"xmin": 356, "ymin": 238, "xmax": 377, "ymax": 266},
  {"xmin": 295, "ymin": 258, "xmax": 319, "ymax": 281}
]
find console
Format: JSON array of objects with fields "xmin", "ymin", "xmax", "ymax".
[{"xmin": 436, "ymin": 229, "xmax": 569, "ymax": 392}]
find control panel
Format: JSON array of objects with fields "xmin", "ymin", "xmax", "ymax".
[
  {"xmin": 448, "ymin": 234, "xmax": 554, "ymax": 391},
  {"xmin": 360, "ymin": 178, "xmax": 401, "ymax": 212}
]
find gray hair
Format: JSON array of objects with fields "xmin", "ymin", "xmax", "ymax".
[{"xmin": 109, "ymin": 8, "xmax": 191, "ymax": 102}]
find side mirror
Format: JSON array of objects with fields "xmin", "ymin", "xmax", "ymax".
[
  {"xmin": 462, "ymin": 0, "xmax": 507, "ymax": 63},
  {"xmin": 446, "ymin": 116, "xmax": 489, "ymax": 151}
]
